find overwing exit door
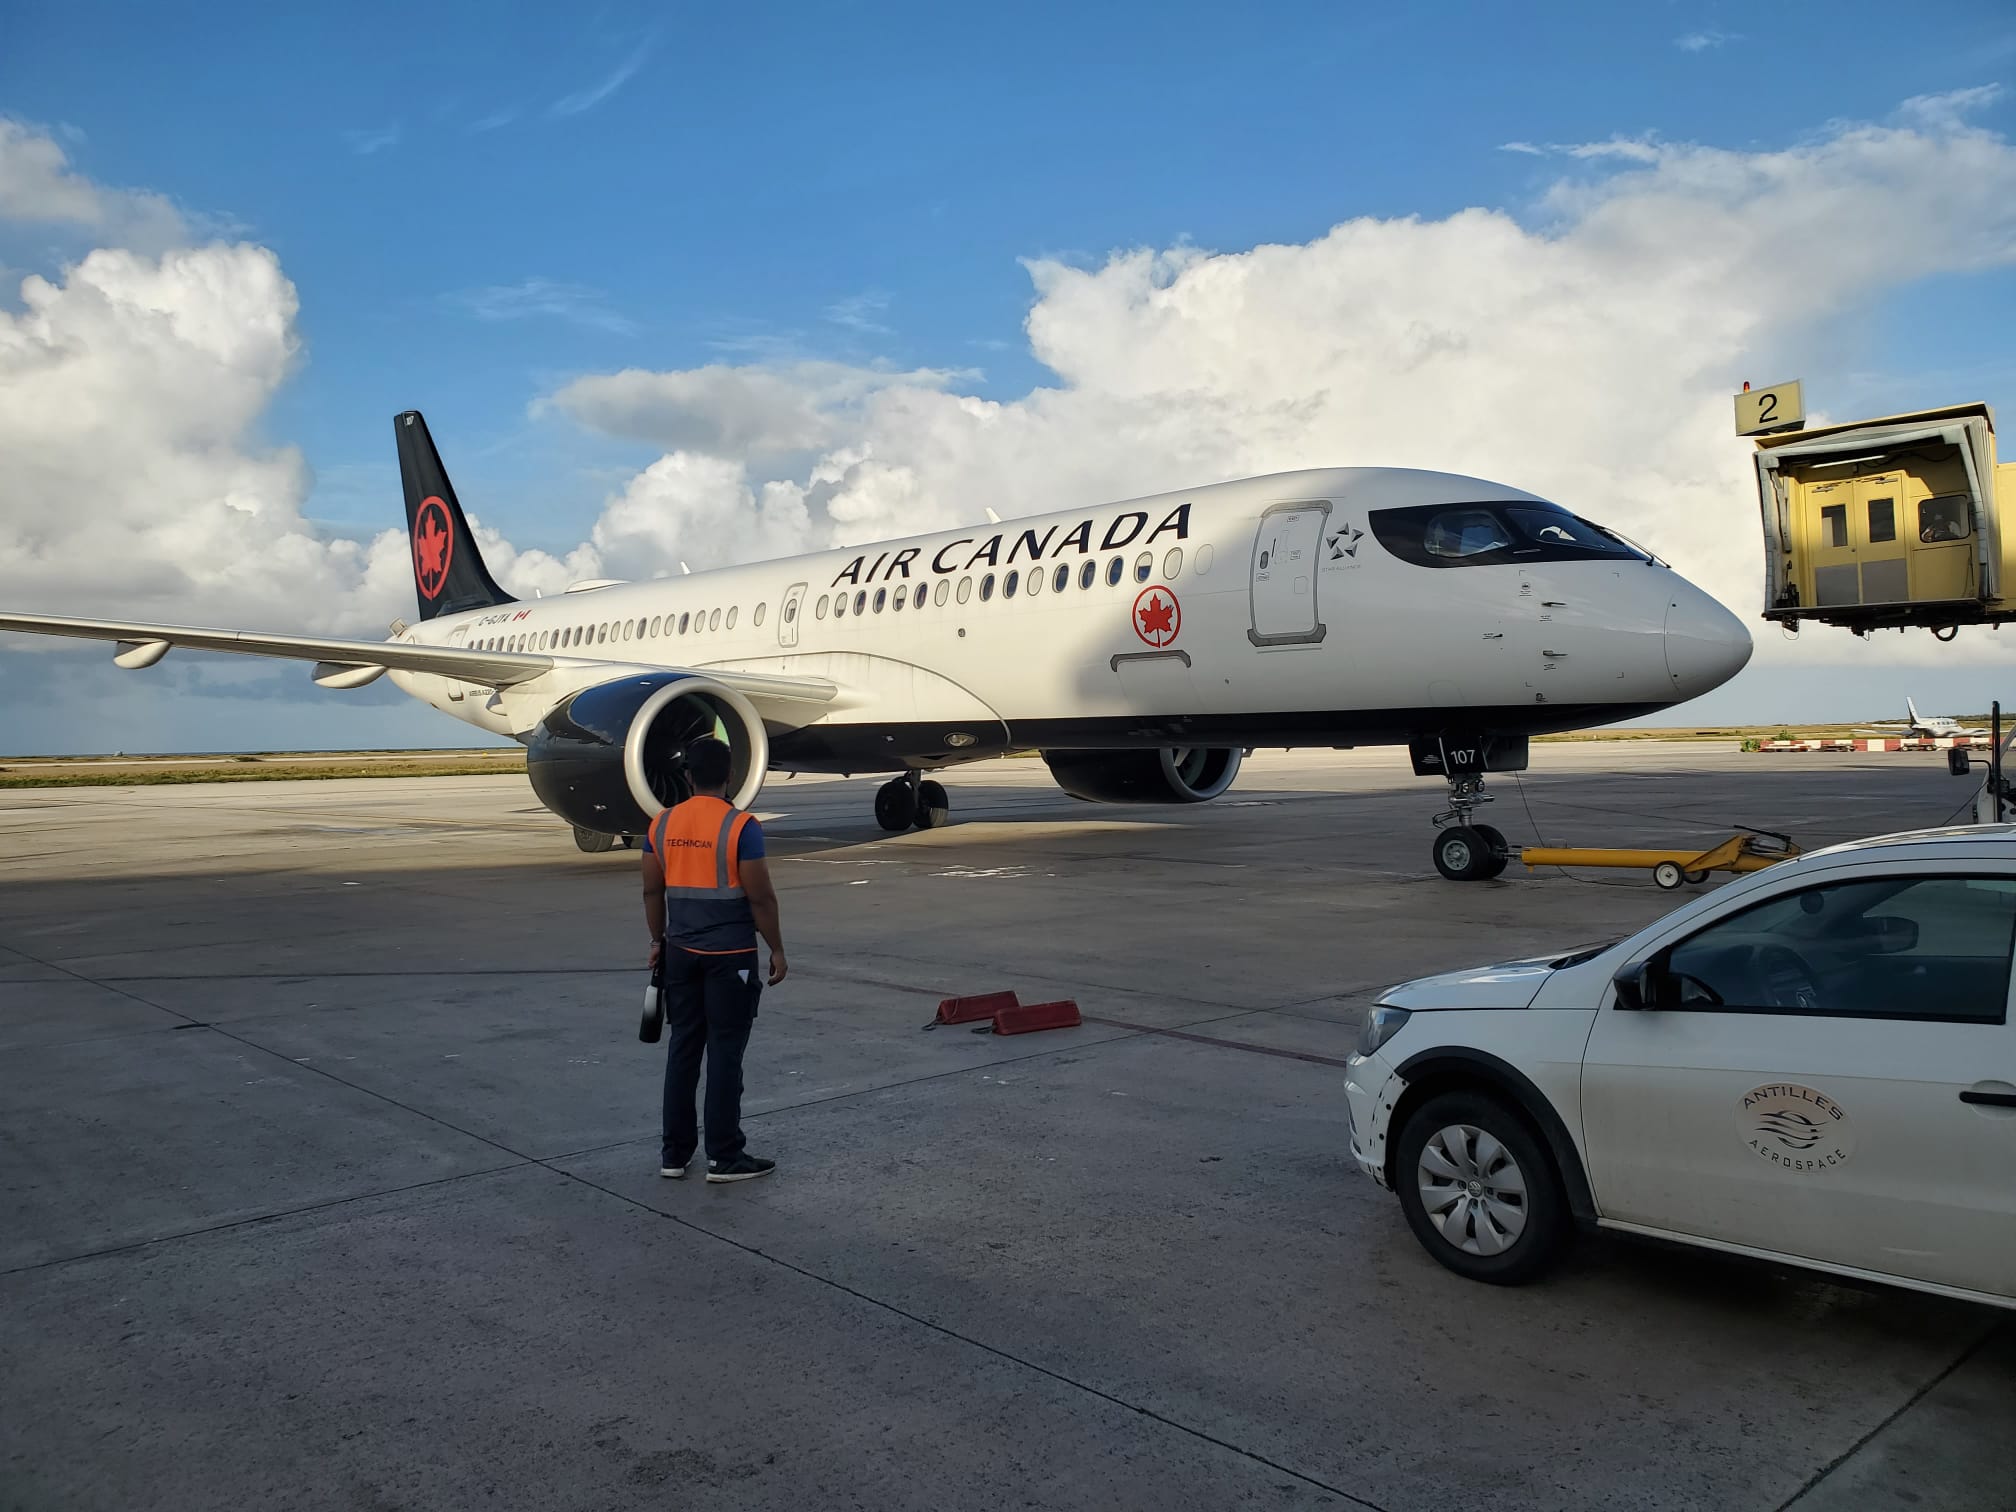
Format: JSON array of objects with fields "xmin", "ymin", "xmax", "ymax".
[
  {"xmin": 779, "ymin": 583, "xmax": 807, "ymax": 648},
  {"xmin": 1248, "ymin": 502, "xmax": 1331, "ymax": 646},
  {"xmin": 444, "ymin": 626, "xmax": 468, "ymax": 701}
]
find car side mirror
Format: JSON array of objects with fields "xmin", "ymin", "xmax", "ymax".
[
  {"xmin": 1866, "ymin": 915, "xmax": 1919, "ymax": 954},
  {"xmin": 1948, "ymin": 748, "xmax": 1972, "ymax": 776},
  {"xmin": 1613, "ymin": 961, "xmax": 1658, "ymax": 1011}
]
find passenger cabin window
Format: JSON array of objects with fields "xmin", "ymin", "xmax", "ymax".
[
  {"xmin": 1921, "ymin": 495, "xmax": 1972, "ymax": 543},
  {"xmin": 1026, "ymin": 567, "xmax": 1043, "ymax": 596},
  {"xmin": 710, "ymin": 609, "xmax": 722, "ymax": 631},
  {"xmin": 649, "ymin": 617, "xmax": 662, "ymax": 636},
  {"xmin": 755, "ymin": 602, "xmax": 767, "ymax": 627},
  {"xmin": 1134, "ymin": 552, "xmax": 1152, "ymax": 583},
  {"xmin": 678, "ymin": 613, "xmax": 690, "ymax": 633},
  {"xmin": 727, "ymin": 607, "xmax": 737, "ymax": 629},
  {"xmin": 853, "ymin": 590, "xmax": 867, "ymax": 616},
  {"xmin": 833, "ymin": 594, "xmax": 846, "ymax": 618},
  {"xmin": 1369, "ymin": 502, "xmax": 1651, "ymax": 570},
  {"xmin": 913, "ymin": 584, "xmax": 927, "ymax": 609},
  {"xmin": 956, "ymin": 576, "xmax": 973, "ymax": 603},
  {"xmin": 1054, "ymin": 564, "xmax": 1070, "ymax": 593},
  {"xmin": 874, "ymin": 588, "xmax": 887, "ymax": 613},
  {"xmin": 892, "ymin": 586, "xmax": 905, "ymax": 611},
  {"xmin": 1867, "ymin": 498, "xmax": 1897, "ymax": 544},
  {"xmin": 1657, "ymin": 875, "xmax": 2016, "ymax": 1023},
  {"xmin": 1106, "ymin": 556, "xmax": 1124, "ymax": 586},
  {"xmin": 1164, "ymin": 547, "xmax": 1184, "ymax": 579},
  {"xmin": 1821, "ymin": 504, "xmax": 1848, "ymax": 549},
  {"xmin": 934, "ymin": 580, "xmax": 950, "ymax": 606},
  {"xmin": 816, "ymin": 594, "xmax": 829, "ymax": 618}
]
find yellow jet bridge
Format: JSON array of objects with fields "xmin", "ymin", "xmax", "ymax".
[{"xmin": 1747, "ymin": 393, "xmax": 2016, "ymax": 636}]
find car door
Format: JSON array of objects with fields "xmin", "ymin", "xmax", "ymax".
[{"xmin": 1580, "ymin": 864, "xmax": 2016, "ymax": 1300}]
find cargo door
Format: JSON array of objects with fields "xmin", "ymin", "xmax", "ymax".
[{"xmin": 1248, "ymin": 502, "xmax": 1330, "ymax": 646}]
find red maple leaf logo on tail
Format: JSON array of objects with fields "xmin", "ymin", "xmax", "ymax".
[{"xmin": 413, "ymin": 498, "xmax": 454, "ymax": 599}]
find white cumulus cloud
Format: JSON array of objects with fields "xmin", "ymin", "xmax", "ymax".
[{"xmin": 549, "ymin": 102, "xmax": 2016, "ymax": 675}]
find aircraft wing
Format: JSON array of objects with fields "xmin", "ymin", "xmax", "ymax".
[{"xmin": 0, "ymin": 610, "xmax": 839, "ymax": 706}]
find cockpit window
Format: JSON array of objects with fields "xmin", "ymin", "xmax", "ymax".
[
  {"xmin": 1369, "ymin": 501, "xmax": 1650, "ymax": 569},
  {"xmin": 1423, "ymin": 510, "xmax": 1513, "ymax": 559}
]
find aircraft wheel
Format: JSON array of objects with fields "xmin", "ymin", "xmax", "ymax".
[
  {"xmin": 573, "ymin": 825, "xmax": 617, "ymax": 854},
  {"xmin": 1653, "ymin": 860, "xmax": 1686, "ymax": 890},
  {"xmin": 1471, "ymin": 823, "xmax": 1511, "ymax": 880},
  {"xmin": 914, "ymin": 779, "xmax": 950, "ymax": 830},
  {"xmin": 1433, "ymin": 826, "xmax": 1491, "ymax": 881},
  {"xmin": 1682, "ymin": 869, "xmax": 1709, "ymax": 885},
  {"xmin": 875, "ymin": 778, "xmax": 918, "ymax": 832}
]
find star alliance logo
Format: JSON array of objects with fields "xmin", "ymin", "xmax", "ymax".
[{"xmin": 1326, "ymin": 525, "xmax": 1363, "ymax": 562}]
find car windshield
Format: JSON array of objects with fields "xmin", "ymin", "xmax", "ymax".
[{"xmin": 1369, "ymin": 501, "xmax": 1651, "ymax": 569}]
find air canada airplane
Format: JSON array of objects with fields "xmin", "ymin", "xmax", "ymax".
[{"xmin": 0, "ymin": 412, "xmax": 1751, "ymax": 880}]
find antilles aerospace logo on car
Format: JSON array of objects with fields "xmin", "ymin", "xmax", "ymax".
[
  {"xmin": 413, "ymin": 497, "xmax": 454, "ymax": 601},
  {"xmin": 1134, "ymin": 586, "xmax": 1181, "ymax": 648},
  {"xmin": 1739, "ymin": 1083, "xmax": 1854, "ymax": 1173}
]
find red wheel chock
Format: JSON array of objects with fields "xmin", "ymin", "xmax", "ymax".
[
  {"xmin": 990, "ymin": 1000, "xmax": 1081, "ymax": 1036},
  {"xmin": 933, "ymin": 991, "xmax": 1019, "ymax": 1026}
]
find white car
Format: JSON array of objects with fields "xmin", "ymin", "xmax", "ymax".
[{"xmin": 1346, "ymin": 826, "xmax": 2016, "ymax": 1308}]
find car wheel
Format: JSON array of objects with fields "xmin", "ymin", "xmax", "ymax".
[{"xmin": 1394, "ymin": 1091, "xmax": 1568, "ymax": 1285}]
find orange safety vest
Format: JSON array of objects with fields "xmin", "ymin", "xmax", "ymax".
[{"xmin": 648, "ymin": 795, "xmax": 758, "ymax": 954}]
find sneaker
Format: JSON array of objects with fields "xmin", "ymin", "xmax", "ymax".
[
  {"xmin": 705, "ymin": 1154, "xmax": 776, "ymax": 1184},
  {"xmin": 660, "ymin": 1163, "xmax": 687, "ymax": 1179}
]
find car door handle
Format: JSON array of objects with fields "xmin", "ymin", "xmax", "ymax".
[{"xmin": 1959, "ymin": 1088, "xmax": 2016, "ymax": 1108}]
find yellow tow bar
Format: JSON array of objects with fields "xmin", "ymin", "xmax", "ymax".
[{"xmin": 1520, "ymin": 829, "xmax": 1800, "ymax": 891}]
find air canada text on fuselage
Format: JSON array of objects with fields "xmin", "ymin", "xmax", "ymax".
[{"xmin": 829, "ymin": 504, "xmax": 1192, "ymax": 588}]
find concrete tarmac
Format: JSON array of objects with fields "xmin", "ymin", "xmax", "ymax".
[{"xmin": 1, "ymin": 745, "xmax": 2009, "ymax": 1511}]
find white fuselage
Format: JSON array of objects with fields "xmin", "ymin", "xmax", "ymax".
[{"xmin": 388, "ymin": 467, "xmax": 1750, "ymax": 771}]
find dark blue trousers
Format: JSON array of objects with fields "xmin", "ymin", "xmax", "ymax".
[{"xmin": 661, "ymin": 948, "xmax": 760, "ymax": 1166}]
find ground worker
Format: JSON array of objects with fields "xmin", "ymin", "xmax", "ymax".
[{"xmin": 641, "ymin": 736, "xmax": 787, "ymax": 1183}]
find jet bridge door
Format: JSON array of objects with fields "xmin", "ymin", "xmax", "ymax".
[
  {"xmin": 1248, "ymin": 501, "xmax": 1330, "ymax": 646},
  {"xmin": 1800, "ymin": 472, "xmax": 1911, "ymax": 607}
]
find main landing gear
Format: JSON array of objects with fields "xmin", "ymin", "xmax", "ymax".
[
  {"xmin": 1431, "ymin": 775, "xmax": 1510, "ymax": 882},
  {"xmin": 874, "ymin": 773, "xmax": 951, "ymax": 832}
]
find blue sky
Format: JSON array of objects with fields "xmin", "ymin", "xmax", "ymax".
[{"xmin": 2, "ymin": 1, "xmax": 2015, "ymax": 751}]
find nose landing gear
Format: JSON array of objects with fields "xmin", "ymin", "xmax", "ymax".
[
  {"xmin": 1432, "ymin": 775, "xmax": 1509, "ymax": 881},
  {"xmin": 875, "ymin": 773, "xmax": 953, "ymax": 832}
]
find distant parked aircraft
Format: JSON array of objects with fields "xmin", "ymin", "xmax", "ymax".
[{"xmin": 1859, "ymin": 699, "xmax": 1988, "ymax": 738}]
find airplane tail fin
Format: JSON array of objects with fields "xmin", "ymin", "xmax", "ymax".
[
  {"xmin": 1907, "ymin": 696, "xmax": 1922, "ymax": 726},
  {"xmin": 396, "ymin": 410, "xmax": 515, "ymax": 622}
]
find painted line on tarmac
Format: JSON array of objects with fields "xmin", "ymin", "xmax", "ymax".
[{"xmin": 1083, "ymin": 1015, "xmax": 1354, "ymax": 1069}]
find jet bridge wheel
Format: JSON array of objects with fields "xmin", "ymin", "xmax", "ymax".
[{"xmin": 1434, "ymin": 825, "xmax": 1505, "ymax": 882}]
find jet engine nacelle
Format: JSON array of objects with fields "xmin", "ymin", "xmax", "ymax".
[
  {"xmin": 527, "ymin": 673, "xmax": 769, "ymax": 836},
  {"xmin": 1041, "ymin": 747, "xmax": 1242, "ymax": 804}
]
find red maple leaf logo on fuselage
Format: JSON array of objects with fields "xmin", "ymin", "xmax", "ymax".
[{"xmin": 1132, "ymin": 586, "xmax": 1180, "ymax": 647}]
